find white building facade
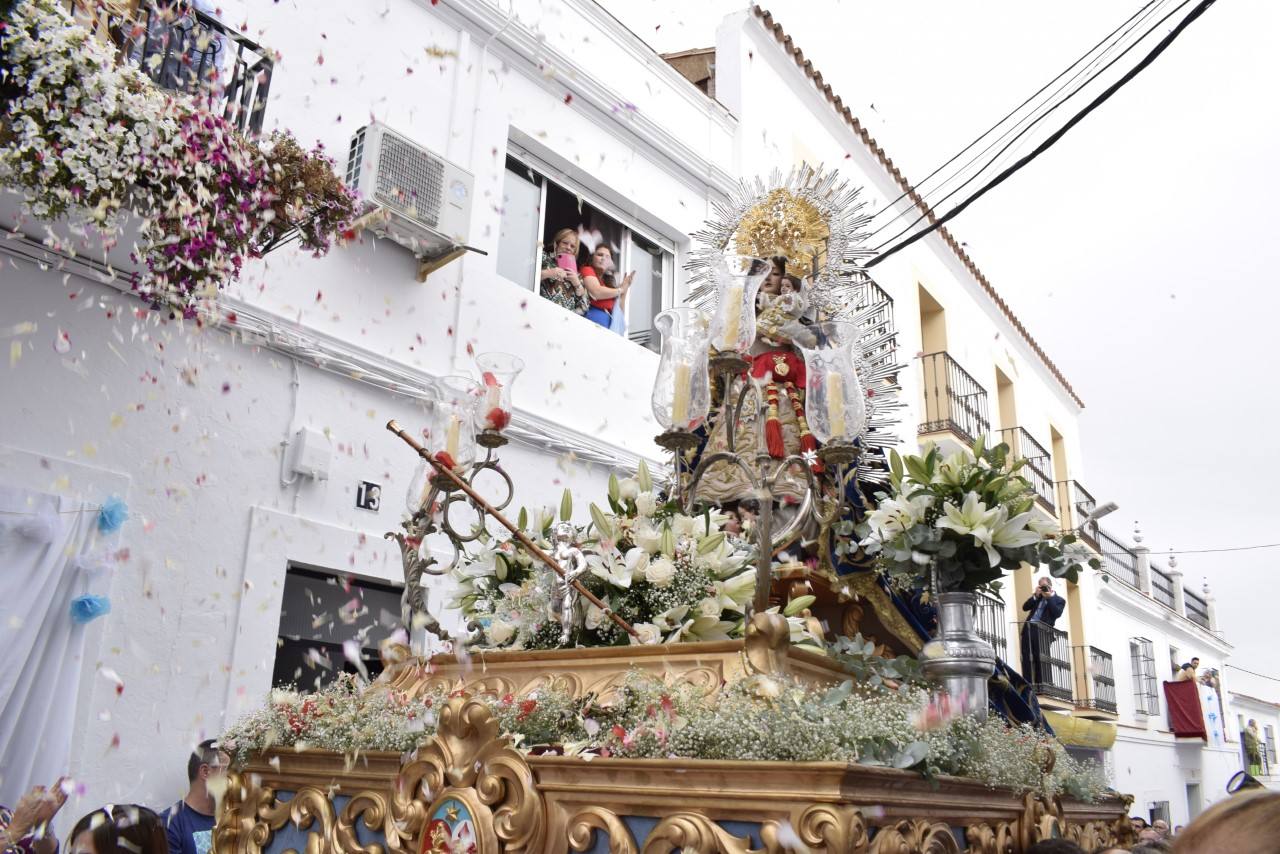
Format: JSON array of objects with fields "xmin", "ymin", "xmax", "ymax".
[{"xmin": 0, "ymin": 0, "xmax": 1270, "ymax": 829}]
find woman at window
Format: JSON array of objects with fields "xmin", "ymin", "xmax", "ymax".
[
  {"xmin": 538, "ymin": 228, "xmax": 589, "ymax": 315},
  {"xmin": 580, "ymin": 244, "xmax": 629, "ymax": 329}
]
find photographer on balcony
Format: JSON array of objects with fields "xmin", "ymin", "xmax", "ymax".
[{"xmin": 1019, "ymin": 576, "xmax": 1065, "ymax": 688}]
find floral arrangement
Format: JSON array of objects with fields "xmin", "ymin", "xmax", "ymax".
[
  {"xmin": 0, "ymin": 0, "xmax": 356, "ymax": 312},
  {"xmin": 857, "ymin": 440, "xmax": 1099, "ymax": 594},
  {"xmin": 221, "ymin": 671, "xmax": 1108, "ymax": 802},
  {"xmin": 449, "ymin": 463, "xmax": 823, "ymax": 650}
]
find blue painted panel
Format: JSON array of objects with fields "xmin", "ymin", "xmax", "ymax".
[{"xmin": 257, "ymin": 792, "xmax": 388, "ymax": 854}]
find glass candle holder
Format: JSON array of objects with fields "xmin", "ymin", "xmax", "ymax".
[
  {"xmin": 651, "ymin": 307, "xmax": 711, "ymax": 432},
  {"xmin": 428, "ymin": 375, "xmax": 481, "ymax": 474},
  {"xmin": 707, "ymin": 254, "xmax": 770, "ymax": 355},
  {"xmin": 474, "ymin": 352, "xmax": 523, "ymax": 433},
  {"xmin": 799, "ymin": 321, "xmax": 867, "ymax": 444}
]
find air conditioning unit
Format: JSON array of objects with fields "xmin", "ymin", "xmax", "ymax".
[{"xmin": 345, "ymin": 122, "xmax": 474, "ymax": 260}]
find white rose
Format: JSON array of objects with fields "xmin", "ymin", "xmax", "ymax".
[
  {"xmin": 671, "ymin": 514, "xmax": 702, "ymax": 539},
  {"xmin": 487, "ymin": 619, "xmax": 517, "ymax": 646},
  {"xmin": 644, "ymin": 556, "xmax": 677, "ymax": 588},
  {"xmin": 624, "ymin": 547, "xmax": 650, "ymax": 581},
  {"xmin": 618, "ymin": 478, "xmax": 640, "ymax": 501},
  {"xmin": 629, "ymin": 622, "xmax": 662, "ymax": 645},
  {"xmin": 697, "ymin": 597, "xmax": 722, "ymax": 618},
  {"xmin": 632, "ymin": 521, "xmax": 662, "ymax": 553},
  {"xmin": 635, "ymin": 491, "xmax": 658, "ymax": 517},
  {"xmin": 585, "ymin": 601, "xmax": 609, "ymax": 630}
]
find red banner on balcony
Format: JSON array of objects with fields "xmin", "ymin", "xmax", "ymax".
[{"xmin": 1163, "ymin": 680, "xmax": 1207, "ymax": 740}]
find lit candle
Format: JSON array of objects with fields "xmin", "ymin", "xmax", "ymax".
[
  {"xmin": 827, "ymin": 371, "xmax": 846, "ymax": 439},
  {"xmin": 671, "ymin": 361, "xmax": 691, "ymax": 427},
  {"xmin": 445, "ymin": 415, "xmax": 461, "ymax": 463},
  {"xmin": 721, "ymin": 284, "xmax": 743, "ymax": 351}
]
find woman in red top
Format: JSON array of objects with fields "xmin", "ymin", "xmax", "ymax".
[{"xmin": 580, "ymin": 245, "xmax": 627, "ymax": 328}]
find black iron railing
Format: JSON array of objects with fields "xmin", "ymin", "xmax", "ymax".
[
  {"xmin": 68, "ymin": 1, "xmax": 273, "ymax": 135},
  {"xmin": 1055, "ymin": 480, "xmax": 1098, "ymax": 549},
  {"xmin": 1073, "ymin": 645, "xmax": 1118, "ymax": 713},
  {"xmin": 974, "ymin": 591, "xmax": 1008, "ymax": 662},
  {"xmin": 919, "ymin": 352, "xmax": 991, "ymax": 444},
  {"xmin": 996, "ymin": 427, "xmax": 1055, "ymax": 513},
  {"xmin": 1016, "ymin": 621, "xmax": 1073, "ymax": 702},
  {"xmin": 1096, "ymin": 527, "xmax": 1139, "ymax": 589},
  {"xmin": 1185, "ymin": 590, "xmax": 1210, "ymax": 629},
  {"xmin": 1151, "ymin": 565, "xmax": 1176, "ymax": 610},
  {"xmin": 854, "ymin": 275, "xmax": 897, "ymax": 374}
]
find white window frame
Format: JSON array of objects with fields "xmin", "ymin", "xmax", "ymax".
[{"xmin": 500, "ymin": 145, "xmax": 679, "ymax": 340}]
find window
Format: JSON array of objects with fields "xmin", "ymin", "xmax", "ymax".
[
  {"xmin": 1149, "ymin": 801, "xmax": 1171, "ymax": 826},
  {"xmin": 496, "ymin": 154, "xmax": 674, "ymax": 349},
  {"xmin": 273, "ymin": 566, "xmax": 404, "ymax": 690},
  {"xmin": 1129, "ymin": 637, "xmax": 1159, "ymax": 716},
  {"xmin": 1267, "ymin": 725, "xmax": 1278, "ymax": 765}
]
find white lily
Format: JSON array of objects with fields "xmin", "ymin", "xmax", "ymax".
[
  {"xmin": 1026, "ymin": 515, "xmax": 1060, "ymax": 538},
  {"xmin": 665, "ymin": 615, "xmax": 736, "ymax": 643},
  {"xmin": 862, "ymin": 492, "xmax": 933, "ymax": 540},
  {"xmin": 983, "ymin": 508, "xmax": 1042, "ymax": 567},
  {"xmin": 652, "ymin": 604, "xmax": 691, "ymax": 632},
  {"xmin": 936, "ymin": 492, "xmax": 1000, "ymax": 538},
  {"xmin": 587, "ymin": 552, "xmax": 632, "ymax": 590},
  {"xmin": 718, "ymin": 569, "xmax": 756, "ymax": 611}
]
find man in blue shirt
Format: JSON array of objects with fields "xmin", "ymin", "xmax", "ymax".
[
  {"xmin": 160, "ymin": 739, "xmax": 228, "ymax": 854},
  {"xmin": 1019, "ymin": 576, "xmax": 1066, "ymax": 689}
]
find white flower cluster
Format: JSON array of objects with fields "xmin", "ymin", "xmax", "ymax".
[
  {"xmin": 1, "ymin": 0, "xmax": 353, "ymax": 311},
  {"xmin": 449, "ymin": 467, "xmax": 761, "ymax": 650},
  {"xmin": 222, "ymin": 670, "xmax": 1105, "ymax": 802},
  {"xmin": 858, "ymin": 441, "xmax": 1095, "ymax": 593}
]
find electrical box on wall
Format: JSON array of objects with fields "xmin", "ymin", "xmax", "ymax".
[{"xmin": 288, "ymin": 427, "xmax": 332, "ymax": 481}]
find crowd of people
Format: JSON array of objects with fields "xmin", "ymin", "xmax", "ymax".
[
  {"xmin": 0, "ymin": 741, "xmax": 227, "ymax": 854},
  {"xmin": 1020, "ymin": 791, "xmax": 1280, "ymax": 853}
]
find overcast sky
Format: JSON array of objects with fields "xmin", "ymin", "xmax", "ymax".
[{"xmin": 597, "ymin": 0, "xmax": 1280, "ymax": 694}]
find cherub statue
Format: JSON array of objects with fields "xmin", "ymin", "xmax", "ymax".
[
  {"xmin": 756, "ymin": 275, "xmax": 816, "ymax": 348},
  {"xmin": 548, "ymin": 521, "xmax": 589, "ymax": 645}
]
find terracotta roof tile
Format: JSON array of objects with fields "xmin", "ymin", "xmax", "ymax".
[{"xmin": 751, "ymin": 5, "xmax": 1084, "ymax": 408}]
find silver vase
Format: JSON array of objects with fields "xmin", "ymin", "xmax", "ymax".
[{"xmin": 921, "ymin": 591, "xmax": 996, "ymax": 720}]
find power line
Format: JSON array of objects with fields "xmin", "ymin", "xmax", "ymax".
[
  {"xmin": 865, "ymin": 0, "xmax": 1218, "ymax": 268},
  {"xmin": 865, "ymin": 0, "xmax": 1168, "ymax": 235},
  {"xmin": 1101, "ymin": 542, "xmax": 1280, "ymax": 557},
  {"xmin": 869, "ymin": 0, "xmax": 1195, "ymax": 252},
  {"xmin": 1226, "ymin": 664, "xmax": 1280, "ymax": 684}
]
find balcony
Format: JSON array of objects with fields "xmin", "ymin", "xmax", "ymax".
[
  {"xmin": 853, "ymin": 276, "xmax": 897, "ymax": 374},
  {"xmin": 974, "ymin": 591, "xmax": 1009, "ymax": 662},
  {"xmin": 69, "ymin": 0, "xmax": 273, "ymax": 135},
  {"xmin": 919, "ymin": 352, "xmax": 991, "ymax": 445},
  {"xmin": 1096, "ymin": 527, "xmax": 1140, "ymax": 589},
  {"xmin": 1015, "ymin": 621, "xmax": 1073, "ymax": 704},
  {"xmin": 1055, "ymin": 479, "xmax": 1098, "ymax": 549},
  {"xmin": 995, "ymin": 427, "xmax": 1055, "ymax": 514},
  {"xmin": 1185, "ymin": 589, "xmax": 1211, "ymax": 630},
  {"xmin": 1151, "ymin": 564, "xmax": 1177, "ymax": 610},
  {"xmin": 1072, "ymin": 645, "xmax": 1118, "ymax": 716}
]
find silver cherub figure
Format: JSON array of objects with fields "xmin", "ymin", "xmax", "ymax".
[{"xmin": 548, "ymin": 521, "xmax": 589, "ymax": 646}]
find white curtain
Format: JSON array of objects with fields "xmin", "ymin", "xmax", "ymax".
[{"xmin": 0, "ymin": 485, "xmax": 104, "ymax": 807}]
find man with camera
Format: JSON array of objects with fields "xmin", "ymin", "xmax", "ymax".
[{"xmin": 1020, "ymin": 576, "xmax": 1066, "ymax": 688}]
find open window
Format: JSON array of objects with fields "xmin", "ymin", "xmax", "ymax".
[
  {"xmin": 273, "ymin": 565, "xmax": 404, "ymax": 690},
  {"xmin": 496, "ymin": 154, "xmax": 674, "ymax": 350}
]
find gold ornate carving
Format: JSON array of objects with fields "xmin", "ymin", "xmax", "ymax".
[
  {"xmin": 868, "ymin": 819, "xmax": 961, "ymax": 854},
  {"xmin": 259, "ymin": 786, "xmax": 336, "ymax": 854},
  {"xmin": 1017, "ymin": 793, "xmax": 1063, "ymax": 850},
  {"xmin": 732, "ymin": 188, "xmax": 830, "ymax": 279},
  {"xmin": 963, "ymin": 821, "xmax": 1015, "ymax": 854},
  {"xmin": 390, "ymin": 694, "xmax": 545, "ymax": 854},
  {"xmin": 567, "ymin": 806, "xmax": 639, "ymax": 854},
  {"xmin": 642, "ymin": 812, "xmax": 759, "ymax": 854},
  {"xmin": 772, "ymin": 804, "xmax": 869, "ymax": 852}
]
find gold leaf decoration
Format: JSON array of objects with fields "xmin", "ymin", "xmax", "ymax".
[
  {"xmin": 732, "ymin": 189, "xmax": 829, "ymax": 278},
  {"xmin": 567, "ymin": 806, "xmax": 640, "ymax": 853}
]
